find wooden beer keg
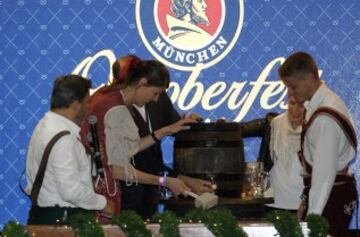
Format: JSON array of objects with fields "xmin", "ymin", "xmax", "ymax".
[{"xmin": 174, "ymin": 122, "xmax": 244, "ymax": 197}]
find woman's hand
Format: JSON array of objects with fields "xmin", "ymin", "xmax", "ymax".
[
  {"xmin": 178, "ymin": 175, "xmax": 214, "ymax": 195},
  {"xmin": 166, "ymin": 177, "xmax": 191, "ymax": 196},
  {"xmin": 160, "ymin": 117, "xmax": 193, "ymax": 136}
]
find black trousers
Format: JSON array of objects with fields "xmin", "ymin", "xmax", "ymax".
[
  {"xmin": 121, "ymin": 182, "xmax": 159, "ymax": 219},
  {"xmin": 27, "ymin": 205, "xmax": 94, "ymax": 225},
  {"xmin": 303, "ymin": 175, "xmax": 358, "ymax": 237},
  {"xmin": 264, "ymin": 205, "xmax": 297, "ymax": 214}
]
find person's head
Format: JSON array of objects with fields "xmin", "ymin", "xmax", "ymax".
[
  {"xmin": 287, "ymin": 92, "xmax": 305, "ymax": 129},
  {"xmin": 112, "ymin": 54, "xmax": 141, "ymax": 85},
  {"xmin": 171, "ymin": 0, "xmax": 209, "ymax": 25},
  {"xmin": 50, "ymin": 75, "xmax": 92, "ymax": 125},
  {"xmin": 123, "ymin": 60, "xmax": 170, "ymax": 106},
  {"xmin": 278, "ymin": 51, "xmax": 321, "ymax": 104}
]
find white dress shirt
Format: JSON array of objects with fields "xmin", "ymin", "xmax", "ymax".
[
  {"xmin": 268, "ymin": 112, "xmax": 304, "ymax": 210},
  {"xmin": 303, "ymin": 82, "xmax": 356, "ymax": 215},
  {"xmin": 26, "ymin": 111, "xmax": 106, "ymax": 210}
]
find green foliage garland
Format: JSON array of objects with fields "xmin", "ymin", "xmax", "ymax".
[
  {"xmin": 3, "ymin": 209, "xmax": 330, "ymax": 237},
  {"xmin": 267, "ymin": 210, "xmax": 304, "ymax": 237},
  {"xmin": 184, "ymin": 208, "xmax": 248, "ymax": 237},
  {"xmin": 152, "ymin": 211, "xmax": 180, "ymax": 237},
  {"xmin": 267, "ymin": 210, "xmax": 330, "ymax": 237},
  {"xmin": 2, "ymin": 221, "xmax": 31, "ymax": 237},
  {"xmin": 66, "ymin": 213, "xmax": 104, "ymax": 237},
  {"xmin": 112, "ymin": 210, "xmax": 152, "ymax": 237},
  {"xmin": 306, "ymin": 214, "xmax": 330, "ymax": 237}
]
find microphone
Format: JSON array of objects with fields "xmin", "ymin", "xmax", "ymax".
[
  {"xmin": 87, "ymin": 132, "xmax": 97, "ymax": 177},
  {"xmin": 88, "ymin": 115, "xmax": 104, "ymax": 178}
]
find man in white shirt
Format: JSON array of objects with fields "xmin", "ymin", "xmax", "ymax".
[
  {"xmin": 26, "ymin": 75, "xmax": 114, "ymax": 224},
  {"xmin": 279, "ymin": 51, "xmax": 357, "ymax": 236}
]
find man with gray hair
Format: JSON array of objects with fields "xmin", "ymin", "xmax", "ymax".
[
  {"xmin": 26, "ymin": 75, "xmax": 115, "ymax": 224},
  {"xmin": 167, "ymin": 0, "xmax": 212, "ymax": 50}
]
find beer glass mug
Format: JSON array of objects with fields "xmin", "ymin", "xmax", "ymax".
[{"xmin": 244, "ymin": 162, "xmax": 268, "ymax": 198}]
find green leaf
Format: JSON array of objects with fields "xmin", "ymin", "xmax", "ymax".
[
  {"xmin": 152, "ymin": 211, "xmax": 180, "ymax": 237},
  {"xmin": 113, "ymin": 210, "xmax": 152, "ymax": 237},
  {"xmin": 306, "ymin": 214, "xmax": 329, "ymax": 237},
  {"xmin": 2, "ymin": 221, "xmax": 31, "ymax": 237},
  {"xmin": 66, "ymin": 213, "xmax": 105, "ymax": 237}
]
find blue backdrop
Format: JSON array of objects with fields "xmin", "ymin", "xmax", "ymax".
[{"xmin": 1, "ymin": 0, "xmax": 359, "ymax": 228}]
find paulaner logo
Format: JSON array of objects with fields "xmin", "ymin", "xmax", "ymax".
[
  {"xmin": 74, "ymin": 0, "xmax": 290, "ymax": 122},
  {"xmin": 136, "ymin": 0, "xmax": 244, "ymax": 71}
]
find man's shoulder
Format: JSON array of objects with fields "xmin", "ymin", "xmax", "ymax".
[
  {"xmin": 315, "ymin": 83, "xmax": 342, "ymax": 106},
  {"xmin": 317, "ymin": 88, "xmax": 349, "ymax": 115},
  {"xmin": 35, "ymin": 112, "xmax": 69, "ymax": 132},
  {"xmin": 31, "ymin": 117, "xmax": 75, "ymax": 149}
]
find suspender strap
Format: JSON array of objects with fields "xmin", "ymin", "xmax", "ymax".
[
  {"xmin": 30, "ymin": 130, "xmax": 70, "ymax": 205},
  {"xmin": 299, "ymin": 106, "xmax": 357, "ymax": 175},
  {"xmin": 306, "ymin": 107, "xmax": 357, "ymax": 151}
]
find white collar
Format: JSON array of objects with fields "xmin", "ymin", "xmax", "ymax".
[
  {"xmin": 47, "ymin": 111, "xmax": 80, "ymax": 136},
  {"xmin": 304, "ymin": 81, "xmax": 327, "ymax": 117}
]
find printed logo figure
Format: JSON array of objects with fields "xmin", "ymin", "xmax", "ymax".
[
  {"xmin": 167, "ymin": 0, "xmax": 212, "ymax": 50},
  {"xmin": 136, "ymin": 0, "xmax": 244, "ymax": 70}
]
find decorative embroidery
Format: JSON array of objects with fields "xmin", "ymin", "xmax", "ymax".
[{"xmin": 344, "ymin": 200, "xmax": 356, "ymax": 216}]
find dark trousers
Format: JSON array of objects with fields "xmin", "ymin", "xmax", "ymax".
[
  {"xmin": 28, "ymin": 205, "xmax": 94, "ymax": 225},
  {"xmin": 265, "ymin": 205, "xmax": 297, "ymax": 214},
  {"xmin": 121, "ymin": 182, "xmax": 159, "ymax": 219},
  {"xmin": 303, "ymin": 175, "xmax": 358, "ymax": 237}
]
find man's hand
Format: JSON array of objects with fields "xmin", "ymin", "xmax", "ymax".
[
  {"xmin": 166, "ymin": 177, "xmax": 191, "ymax": 196},
  {"xmin": 178, "ymin": 175, "xmax": 214, "ymax": 195}
]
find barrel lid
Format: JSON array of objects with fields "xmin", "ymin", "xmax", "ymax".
[{"xmin": 181, "ymin": 122, "xmax": 242, "ymax": 132}]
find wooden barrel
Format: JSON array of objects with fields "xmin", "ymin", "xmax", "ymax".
[{"xmin": 174, "ymin": 122, "xmax": 244, "ymax": 197}]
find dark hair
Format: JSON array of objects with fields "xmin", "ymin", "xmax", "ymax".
[
  {"xmin": 123, "ymin": 60, "xmax": 170, "ymax": 88},
  {"xmin": 278, "ymin": 51, "xmax": 319, "ymax": 79},
  {"xmin": 50, "ymin": 75, "xmax": 92, "ymax": 109},
  {"xmin": 112, "ymin": 60, "xmax": 121, "ymax": 82},
  {"xmin": 112, "ymin": 54, "xmax": 141, "ymax": 84}
]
